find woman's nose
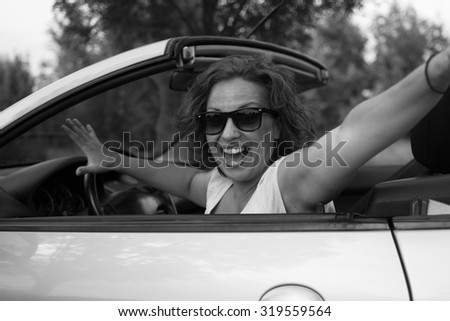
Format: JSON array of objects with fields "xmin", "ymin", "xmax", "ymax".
[{"xmin": 220, "ymin": 117, "xmax": 240, "ymax": 140}]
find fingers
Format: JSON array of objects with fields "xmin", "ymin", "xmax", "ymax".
[
  {"xmin": 86, "ymin": 123, "xmax": 100, "ymax": 140},
  {"xmin": 61, "ymin": 123, "xmax": 78, "ymax": 141},
  {"xmin": 75, "ymin": 165, "xmax": 99, "ymax": 176},
  {"xmin": 70, "ymin": 119, "xmax": 90, "ymax": 140},
  {"xmin": 62, "ymin": 119, "xmax": 82, "ymax": 142},
  {"xmin": 62, "ymin": 118, "xmax": 100, "ymax": 143},
  {"xmin": 75, "ymin": 166, "xmax": 86, "ymax": 176}
]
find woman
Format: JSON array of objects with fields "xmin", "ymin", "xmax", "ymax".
[{"xmin": 63, "ymin": 50, "xmax": 450, "ymax": 214}]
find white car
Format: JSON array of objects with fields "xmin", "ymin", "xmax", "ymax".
[{"xmin": 0, "ymin": 36, "xmax": 449, "ymax": 300}]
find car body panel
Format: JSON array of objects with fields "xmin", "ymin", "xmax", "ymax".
[
  {"xmin": 393, "ymin": 228, "xmax": 450, "ymax": 300},
  {"xmin": 0, "ymin": 229, "xmax": 408, "ymax": 300}
]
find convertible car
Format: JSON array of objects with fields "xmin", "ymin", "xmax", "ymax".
[{"xmin": 0, "ymin": 36, "xmax": 449, "ymax": 300}]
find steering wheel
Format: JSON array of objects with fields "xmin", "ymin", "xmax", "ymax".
[{"xmin": 83, "ymin": 173, "xmax": 178, "ymax": 215}]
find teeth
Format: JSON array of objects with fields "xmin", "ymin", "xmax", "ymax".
[{"xmin": 224, "ymin": 147, "xmax": 243, "ymax": 155}]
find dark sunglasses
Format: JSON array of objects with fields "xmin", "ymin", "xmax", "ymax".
[{"xmin": 197, "ymin": 107, "xmax": 277, "ymax": 135}]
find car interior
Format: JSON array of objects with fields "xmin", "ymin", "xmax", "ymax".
[{"xmin": 345, "ymin": 87, "xmax": 450, "ymax": 217}]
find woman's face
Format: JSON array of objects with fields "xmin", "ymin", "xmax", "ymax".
[{"xmin": 205, "ymin": 77, "xmax": 280, "ymax": 183}]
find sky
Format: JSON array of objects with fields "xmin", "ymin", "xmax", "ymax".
[
  {"xmin": 0, "ymin": 0, "xmax": 55, "ymax": 74},
  {"xmin": 0, "ymin": 0, "xmax": 449, "ymax": 75}
]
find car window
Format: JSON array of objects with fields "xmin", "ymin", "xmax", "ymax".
[{"xmin": 0, "ymin": 71, "xmax": 186, "ymax": 167}]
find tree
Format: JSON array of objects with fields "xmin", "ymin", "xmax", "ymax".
[
  {"xmin": 0, "ymin": 55, "xmax": 34, "ymax": 111},
  {"xmin": 303, "ymin": 14, "xmax": 371, "ymax": 132},
  {"xmin": 371, "ymin": 3, "xmax": 448, "ymax": 92},
  {"xmin": 0, "ymin": 56, "xmax": 35, "ymax": 166},
  {"xmin": 50, "ymin": 0, "xmax": 364, "ymax": 76},
  {"xmin": 306, "ymin": 3, "xmax": 449, "ymax": 133}
]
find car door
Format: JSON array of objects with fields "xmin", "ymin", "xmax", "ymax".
[
  {"xmin": 393, "ymin": 215, "xmax": 450, "ymax": 300},
  {"xmin": 0, "ymin": 214, "xmax": 409, "ymax": 300}
]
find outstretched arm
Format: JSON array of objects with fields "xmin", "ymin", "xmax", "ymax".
[
  {"xmin": 62, "ymin": 119, "xmax": 210, "ymax": 206},
  {"xmin": 280, "ymin": 49, "xmax": 450, "ymax": 212}
]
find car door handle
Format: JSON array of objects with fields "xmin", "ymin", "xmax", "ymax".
[{"xmin": 260, "ymin": 284, "xmax": 324, "ymax": 301}]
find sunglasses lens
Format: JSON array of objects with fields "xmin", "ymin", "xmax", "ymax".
[
  {"xmin": 203, "ymin": 113, "xmax": 226, "ymax": 134},
  {"xmin": 200, "ymin": 108, "xmax": 269, "ymax": 134},
  {"xmin": 234, "ymin": 109, "xmax": 261, "ymax": 131}
]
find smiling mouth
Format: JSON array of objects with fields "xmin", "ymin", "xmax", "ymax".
[{"xmin": 221, "ymin": 144, "xmax": 251, "ymax": 167}]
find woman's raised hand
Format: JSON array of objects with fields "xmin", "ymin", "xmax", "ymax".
[
  {"xmin": 426, "ymin": 48, "xmax": 450, "ymax": 93},
  {"xmin": 62, "ymin": 119, "xmax": 116, "ymax": 176}
]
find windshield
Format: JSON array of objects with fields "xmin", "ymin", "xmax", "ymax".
[{"xmin": 0, "ymin": 71, "xmax": 186, "ymax": 167}]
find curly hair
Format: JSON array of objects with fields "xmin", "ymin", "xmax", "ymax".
[{"xmin": 176, "ymin": 55, "xmax": 317, "ymax": 169}]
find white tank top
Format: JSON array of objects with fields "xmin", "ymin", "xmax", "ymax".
[
  {"xmin": 204, "ymin": 157, "xmax": 287, "ymax": 214},
  {"xmin": 204, "ymin": 156, "xmax": 335, "ymax": 214}
]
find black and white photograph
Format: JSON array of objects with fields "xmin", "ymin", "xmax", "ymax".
[{"xmin": 1, "ymin": 0, "xmax": 450, "ymax": 318}]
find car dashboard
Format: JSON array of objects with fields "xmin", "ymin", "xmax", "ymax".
[{"xmin": 0, "ymin": 156, "xmax": 204, "ymax": 218}]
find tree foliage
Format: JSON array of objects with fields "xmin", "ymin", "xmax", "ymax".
[
  {"xmin": 50, "ymin": 0, "xmax": 363, "ymax": 76},
  {"xmin": 305, "ymin": 3, "xmax": 449, "ymax": 132},
  {"xmin": 0, "ymin": 56, "xmax": 34, "ymax": 110},
  {"xmin": 304, "ymin": 14, "xmax": 371, "ymax": 132},
  {"xmin": 371, "ymin": 3, "xmax": 448, "ymax": 92}
]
